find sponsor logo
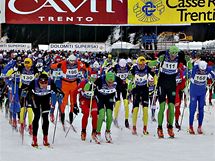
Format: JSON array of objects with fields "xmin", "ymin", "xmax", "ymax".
[
  {"xmin": 133, "ymin": 0, "xmax": 165, "ymax": 22},
  {"xmin": 7, "ymin": 0, "xmax": 125, "ymax": 23}
]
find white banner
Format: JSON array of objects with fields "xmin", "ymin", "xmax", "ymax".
[
  {"xmin": 0, "ymin": 0, "xmax": 5, "ymax": 23},
  {"xmin": 49, "ymin": 43, "xmax": 106, "ymax": 52},
  {"xmin": 0, "ymin": 43, "xmax": 32, "ymax": 50},
  {"xmin": 38, "ymin": 44, "xmax": 49, "ymax": 51}
]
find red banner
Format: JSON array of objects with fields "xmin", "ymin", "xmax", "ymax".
[{"xmin": 6, "ymin": 0, "xmax": 127, "ymax": 24}]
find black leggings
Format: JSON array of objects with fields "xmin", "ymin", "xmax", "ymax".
[
  {"xmin": 32, "ymin": 95, "xmax": 50, "ymax": 136},
  {"xmin": 158, "ymin": 77, "xmax": 176, "ymax": 104},
  {"xmin": 132, "ymin": 85, "xmax": 149, "ymax": 108},
  {"xmin": 115, "ymin": 83, "xmax": 127, "ymax": 101}
]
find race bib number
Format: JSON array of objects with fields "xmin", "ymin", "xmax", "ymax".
[
  {"xmin": 83, "ymin": 91, "xmax": 93, "ymax": 97},
  {"xmin": 194, "ymin": 74, "xmax": 207, "ymax": 83},
  {"xmin": 117, "ymin": 73, "xmax": 128, "ymax": 80},
  {"xmin": 162, "ymin": 61, "xmax": 177, "ymax": 70},
  {"xmin": 99, "ymin": 88, "xmax": 116, "ymax": 94},
  {"xmin": 52, "ymin": 71, "xmax": 62, "ymax": 77},
  {"xmin": 22, "ymin": 74, "xmax": 34, "ymax": 82},
  {"xmin": 135, "ymin": 74, "xmax": 147, "ymax": 83},
  {"xmin": 66, "ymin": 69, "xmax": 78, "ymax": 76}
]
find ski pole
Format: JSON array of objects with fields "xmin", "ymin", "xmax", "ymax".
[
  {"xmin": 52, "ymin": 102, "xmax": 59, "ymax": 144},
  {"xmin": 178, "ymin": 92, "xmax": 186, "ymax": 132},
  {"xmin": 89, "ymin": 82, "xmax": 95, "ymax": 118},
  {"xmin": 65, "ymin": 115, "xmax": 77, "ymax": 138}
]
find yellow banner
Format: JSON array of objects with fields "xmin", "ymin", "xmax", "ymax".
[{"xmin": 128, "ymin": 0, "xmax": 215, "ymax": 24}]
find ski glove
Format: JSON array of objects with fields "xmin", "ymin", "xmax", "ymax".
[
  {"xmin": 83, "ymin": 82, "xmax": 91, "ymax": 91},
  {"xmin": 56, "ymin": 89, "xmax": 65, "ymax": 99},
  {"xmin": 13, "ymin": 66, "xmax": 18, "ymax": 72},
  {"xmin": 57, "ymin": 63, "xmax": 62, "ymax": 68},
  {"xmin": 128, "ymin": 81, "xmax": 135, "ymax": 91}
]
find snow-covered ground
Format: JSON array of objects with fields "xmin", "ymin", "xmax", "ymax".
[{"xmin": 0, "ymin": 97, "xmax": 215, "ymax": 161}]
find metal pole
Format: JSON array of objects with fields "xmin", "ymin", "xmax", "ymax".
[
  {"xmin": 95, "ymin": 26, "xmax": 97, "ymax": 42},
  {"xmin": 79, "ymin": 26, "xmax": 81, "ymax": 42},
  {"xmin": 0, "ymin": 24, "xmax": 2, "ymax": 38},
  {"xmin": 63, "ymin": 25, "xmax": 66, "ymax": 42},
  {"xmin": 48, "ymin": 25, "xmax": 50, "ymax": 43}
]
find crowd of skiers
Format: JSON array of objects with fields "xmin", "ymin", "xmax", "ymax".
[{"xmin": 0, "ymin": 47, "xmax": 214, "ymax": 147}]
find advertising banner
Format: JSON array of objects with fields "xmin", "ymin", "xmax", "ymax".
[
  {"xmin": 0, "ymin": 43, "xmax": 32, "ymax": 50},
  {"xmin": 49, "ymin": 43, "xmax": 106, "ymax": 52},
  {"xmin": 0, "ymin": 0, "xmax": 5, "ymax": 23},
  {"xmin": 6, "ymin": 0, "xmax": 127, "ymax": 24},
  {"xmin": 128, "ymin": 0, "xmax": 215, "ymax": 24}
]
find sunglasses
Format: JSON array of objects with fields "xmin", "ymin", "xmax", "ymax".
[{"xmin": 24, "ymin": 61, "xmax": 30, "ymax": 64}]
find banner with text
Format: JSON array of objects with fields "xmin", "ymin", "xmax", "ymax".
[
  {"xmin": 49, "ymin": 43, "xmax": 107, "ymax": 52},
  {"xmin": 0, "ymin": 43, "xmax": 32, "ymax": 50},
  {"xmin": 128, "ymin": 0, "xmax": 215, "ymax": 24},
  {"xmin": 0, "ymin": 0, "xmax": 5, "ymax": 23},
  {"xmin": 6, "ymin": 0, "xmax": 127, "ymax": 24}
]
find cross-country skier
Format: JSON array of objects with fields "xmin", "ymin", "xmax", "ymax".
[
  {"xmin": 77, "ymin": 69, "xmax": 99, "ymax": 141},
  {"xmin": 129, "ymin": 56, "xmax": 155, "ymax": 135},
  {"xmin": 28, "ymin": 73, "xmax": 64, "ymax": 147},
  {"xmin": 50, "ymin": 55, "xmax": 63, "ymax": 123},
  {"xmin": 113, "ymin": 58, "xmax": 130, "ymax": 128},
  {"xmin": 157, "ymin": 46, "xmax": 186, "ymax": 138},
  {"xmin": 93, "ymin": 71, "xmax": 123, "ymax": 144},
  {"xmin": 51, "ymin": 54, "xmax": 81, "ymax": 131},
  {"xmin": 189, "ymin": 60, "xmax": 215, "ymax": 134}
]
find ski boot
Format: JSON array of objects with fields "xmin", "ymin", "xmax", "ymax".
[
  {"xmin": 175, "ymin": 120, "xmax": 181, "ymax": 130},
  {"xmin": 209, "ymin": 102, "xmax": 212, "ymax": 106},
  {"xmin": 19, "ymin": 123, "xmax": 25, "ymax": 135},
  {"xmin": 81, "ymin": 130, "xmax": 86, "ymax": 141},
  {"xmin": 94, "ymin": 132, "xmax": 102, "ymax": 144},
  {"xmin": 91, "ymin": 130, "xmax": 96, "ymax": 141},
  {"xmin": 113, "ymin": 118, "xmax": 119, "ymax": 128},
  {"xmin": 28, "ymin": 124, "xmax": 33, "ymax": 135},
  {"xmin": 43, "ymin": 135, "xmax": 50, "ymax": 146},
  {"xmin": 62, "ymin": 124, "xmax": 66, "ymax": 132},
  {"xmin": 50, "ymin": 113, "xmax": 55, "ymax": 123},
  {"xmin": 69, "ymin": 112, "xmax": 73, "ymax": 124},
  {"xmin": 189, "ymin": 126, "xmax": 195, "ymax": 135},
  {"xmin": 197, "ymin": 126, "xmax": 203, "ymax": 134},
  {"xmin": 125, "ymin": 119, "xmax": 129, "ymax": 128},
  {"xmin": 157, "ymin": 127, "xmax": 164, "ymax": 138},
  {"xmin": 167, "ymin": 125, "xmax": 175, "ymax": 138},
  {"xmin": 151, "ymin": 116, "xmax": 156, "ymax": 122},
  {"xmin": 132, "ymin": 126, "xmax": 137, "ymax": 135},
  {"xmin": 143, "ymin": 126, "xmax": 149, "ymax": 135},
  {"xmin": 105, "ymin": 130, "xmax": 112, "ymax": 143},
  {"xmin": 12, "ymin": 119, "xmax": 17, "ymax": 128},
  {"xmin": 32, "ymin": 135, "xmax": 38, "ymax": 147}
]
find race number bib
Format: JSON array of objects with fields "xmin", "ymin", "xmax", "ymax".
[
  {"xmin": 52, "ymin": 71, "xmax": 62, "ymax": 77},
  {"xmin": 83, "ymin": 91, "xmax": 93, "ymax": 97},
  {"xmin": 135, "ymin": 74, "xmax": 147, "ymax": 83},
  {"xmin": 22, "ymin": 74, "xmax": 34, "ymax": 82},
  {"xmin": 99, "ymin": 88, "xmax": 116, "ymax": 94},
  {"xmin": 194, "ymin": 74, "xmax": 207, "ymax": 83},
  {"xmin": 117, "ymin": 73, "xmax": 128, "ymax": 80},
  {"xmin": 162, "ymin": 61, "xmax": 177, "ymax": 70},
  {"xmin": 66, "ymin": 69, "xmax": 78, "ymax": 76}
]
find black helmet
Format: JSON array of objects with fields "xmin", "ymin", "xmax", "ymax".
[{"xmin": 38, "ymin": 73, "xmax": 48, "ymax": 82}]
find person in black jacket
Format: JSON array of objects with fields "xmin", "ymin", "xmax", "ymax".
[{"xmin": 28, "ymin": 73, "xmax": 64, "ymax": 147}]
